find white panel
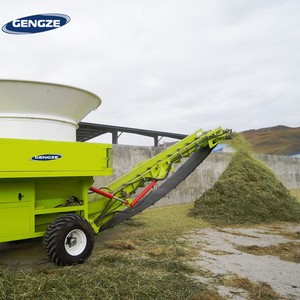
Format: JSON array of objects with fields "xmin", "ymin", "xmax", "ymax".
[
  {"xmin": 0, "ymin": 80, "xmax": 101, "ymax": 141},
  {"xmin": 0, "ymin": 118, "xmax": 76, "ymax": 141}
]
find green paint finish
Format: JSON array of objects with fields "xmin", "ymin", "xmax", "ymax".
[
  {"xmin": 0, "ymin": 138, "xmax": 112, "ymax": 242},
  {"xmin": 0, "ymin": 128, "xmax": 230, "ymax": 243},
  {"xmin": 0, "ymin": 138, "xmax": 112, "ymax": 178}
]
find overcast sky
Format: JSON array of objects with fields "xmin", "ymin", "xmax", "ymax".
[{"xmin": 1, "ymin": 1, "xmax": 299, "ymax": 145}]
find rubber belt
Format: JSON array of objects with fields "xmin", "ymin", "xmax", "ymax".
[{"xmin": 99, "ymin": 146, "xmax": 214, "ymax": 231}]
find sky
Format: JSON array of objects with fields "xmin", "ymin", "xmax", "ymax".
[{"xmin": 1, "ymin": 0, "xmax": 299, "ymax": 145}]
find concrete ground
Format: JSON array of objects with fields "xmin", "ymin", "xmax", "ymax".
[{"xmin": 185, "ymin": 223, "xmax": 300, "ymax": 300}]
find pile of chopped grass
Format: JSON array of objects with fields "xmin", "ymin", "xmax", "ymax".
[{"xmin": 191, "ymin": 133, "xmax": 300, "ymax": 225}]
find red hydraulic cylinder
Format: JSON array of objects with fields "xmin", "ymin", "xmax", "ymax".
[
  {"xmin": 89, "ymin": 186, "xmax": 114, "ymax": 199},
  {"xmin": 130, "ymin": 180, "xmax": 157, "ymax": 208},
  {"xmin": 89, "ymin": 186, "xmax": 127, "ymax": 204}
]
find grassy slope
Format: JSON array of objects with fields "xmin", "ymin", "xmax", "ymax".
[{"xmin": 241, "ymin": 125, "xmax": 300, "ymax": 155}]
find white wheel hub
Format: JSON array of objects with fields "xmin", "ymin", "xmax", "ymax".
[{"xmin": 64, "ymin": 229, "xmax": 87, "ymax": 256}]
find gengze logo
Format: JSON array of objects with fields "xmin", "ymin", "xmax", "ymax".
[
  {"xmin": 31, "ymin": 154, "xmax": 62, "ymax": 161},
  {"xmin": 2, "ymin": 13, "xmax": 70, "ymax": 35}
]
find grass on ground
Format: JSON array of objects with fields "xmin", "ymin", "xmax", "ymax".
[
  {"xmin": 1, "ymin": 175, "xmax": 299, "ymax": 299},
  {"xmin": 236, "ymin": 242, "xmax": 300, "ymax": 263},
  {"xmin": 0, "ymin": 204, "xmax": 221, "ymax": 300},
  {"xmin": 224, "ymin": 276, "xmax": 282, "ymax": 300}
]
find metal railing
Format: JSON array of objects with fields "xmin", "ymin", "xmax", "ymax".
[{"xmin": 77, "ymin": 122, "xmax": 187, "ymax": 146}]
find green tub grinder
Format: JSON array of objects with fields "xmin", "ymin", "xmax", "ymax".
[{"xmin": 0, "ymin": 127, "xmax": 231, "ymax": 266}]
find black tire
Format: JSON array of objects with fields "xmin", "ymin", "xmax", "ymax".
[{"xmin": 44, "ymin": 214, "xmax": 95, "ymax": 266}]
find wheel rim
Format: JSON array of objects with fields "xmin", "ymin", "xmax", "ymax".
[{"xmin": 64, "ymin": 229, "xmax": 87, "ymax": 256}]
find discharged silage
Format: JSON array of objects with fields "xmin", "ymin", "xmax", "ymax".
[{"xmin": 191, "ymin": 134, "xmax": 300, "ymax": 226}]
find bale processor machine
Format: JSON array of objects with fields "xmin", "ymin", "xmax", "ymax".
[{"xmin": 0, "ymin": 80, "xmax": 231, "ymax": 265}]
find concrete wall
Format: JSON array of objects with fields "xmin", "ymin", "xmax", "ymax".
[
  {"xmin": 257, "ymin": 154, "xmax": 300, "ymax": 189},
  {"xmin": 94, "ymin": 145, "xmax": 300, "ymax": 207}
]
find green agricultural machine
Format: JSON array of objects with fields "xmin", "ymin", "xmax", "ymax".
[{"xmin": 0, "ymin": 80, "xmax": 231, "ymax": 265}]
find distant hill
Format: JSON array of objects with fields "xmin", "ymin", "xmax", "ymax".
[{"xmin": 241, "ymin": 125, "xmax": 300, "ymax": 155}]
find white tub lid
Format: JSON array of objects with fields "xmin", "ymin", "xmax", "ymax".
[{"xmin": 0, "ymin": 80, "xmax": 101, "ymax": 124}]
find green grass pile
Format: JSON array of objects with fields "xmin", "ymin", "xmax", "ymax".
[{"xmin": 191, "ymin": 133, "xmax": 300, "ymax": 225}]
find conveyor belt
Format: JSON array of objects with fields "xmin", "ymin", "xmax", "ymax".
[{"xmin": 99, "ymin": 146, "xmax": 213, "ymax": 231}]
